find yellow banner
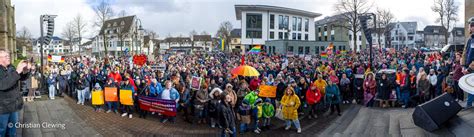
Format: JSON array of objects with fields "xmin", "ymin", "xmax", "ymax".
[
  {"xmin": 92, "ymin": 90, "xmax": 104, "ymax": 105},
  {"xmin": 120, "ymin": 89, "xmax": 134, "ymax": 106},
  {"xmin": 258, "ymin": 85, "xmax": 277, "ymax": 98}
]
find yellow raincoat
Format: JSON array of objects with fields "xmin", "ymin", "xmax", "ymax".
[
  {"xmin": 313, "ymin": 79, "xmax": 328, "ymax": 95},
  {"xmin": 280, "ymin": 88, "xmax": 301, "ymax": 120}
]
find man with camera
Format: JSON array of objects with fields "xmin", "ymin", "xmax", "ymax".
[{"xmin": 0, "ymin": 49, "xmax": 31, "ymax": 136}]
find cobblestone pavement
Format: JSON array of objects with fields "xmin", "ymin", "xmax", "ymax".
[
  {"xmin": 21, "ymin": 97, "xmax": 101, "ymax": 137},
  {"xmin": 63, "ymin": 95, "xmax": 343, "ymax": 137}
]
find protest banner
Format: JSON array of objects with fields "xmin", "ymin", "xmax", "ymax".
[
  {"xmin": 104, "ymin": 87, "xmax": 118, "ymax": 102},
  {"xmin": 191, "ymin": 76, "xmax": 201, "ymax": 90},
  {"xmin": 120, "ymin": 89, "xmax": 134, "ymax": 105},
  {"xmin": 258, "ymin": 85, "xmax": 277, "ymax": 98},
  {"xmin": 138, "ymin": 96, "xmax": 177, "ymax": 117},
  {"xmin": 92, "ymin": 90, "xmax": 104, "ymax": 105}
]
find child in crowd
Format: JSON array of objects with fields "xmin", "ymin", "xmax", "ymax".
[
  {"xmin": 92, "ymin": 83, "xmax": 104, "ymax": 112},
  {"xmin": 262, "ymin": 98, "xmax": 275, "ymax": 130},
  {"xmin": 238, "ymin": 99, "xmax": 251, "ymax": 134}
]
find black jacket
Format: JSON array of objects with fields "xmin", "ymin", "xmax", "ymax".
[
  {"xmin": 0, "ymin": 65, "xmax": 29, "ymax": 114},
  {"xmin": 218, "ymin": 101, "xmax": 236, "ymax": 129}
]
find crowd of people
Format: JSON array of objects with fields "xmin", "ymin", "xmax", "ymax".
[{"xmin": 16, "ymin": 43, "xmax": 470, "ymax": 136}]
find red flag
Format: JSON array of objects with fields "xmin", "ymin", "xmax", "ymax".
[{"xmin": 241, "ymin": 55, "xmax": 245, "ymax": 65}]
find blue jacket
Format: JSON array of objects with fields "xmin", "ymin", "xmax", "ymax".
[
  {"xmin": 465, "ymin": 34, "xmax": 474, "ymax": 67},
  {"xmin": 325, "ymin": 85, "xmax": 341, "ymax": 105},
  {"xmin": 149, "ymin": 82, "xmax": 162, "ymax": 97},
  {"xmin": 157, "ymin": 87, "xmax": 180, "ymax": 101}
]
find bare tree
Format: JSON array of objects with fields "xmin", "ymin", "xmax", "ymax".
[
  {"xmin": 73, "ymin": 14, "xmax": 87, "ymax": 55},
  {"xmin": 16, "ymin": 27, "xmax": 32, "ymax": 57},
  {"xmin": 216, "ymin": 21, "xmax": 233, "ymax": 52},
  {"xmin": 334, "ymin": 0, "xmax": 372, "ymax": 52},
  {"xmin": 375, "ymin": 8, "xmax": 395, "ymax": 49},
  {"xmin": 189, "ymin": 30, "xmax": 197, "ymax": 52},
  {"xmin": 62, "ymin": 22, "xmax": 77, "ymax": 55},
  {"xmin": 432, "ymin": 0, "xmax": 458, "ymax": 45},
  {"xmin": 118, "ymin": 10, "xmax": 127, "ymax": 17},
  {"xmin": 94, "ymin": 0, "xmax": 114, "ymax": 57}
]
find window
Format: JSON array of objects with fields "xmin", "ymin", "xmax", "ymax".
[
  {"xmin": 298, "ymin": 47, "xmax": 304, "ymax": 54},
  {"xmin": 349, "ymin": 35, "xmax": 352, "ymax": 41},
  {"xmin": 305, "ymin": 19, "xmax": 309, "ymax": 32},
  {"xmin": 457, "ymin": 30, "xmax": 462, "ymax": 35},
  {"xmin": 315, "ymin": 46, "xmax": 320, "ymax": 54},
  {"xmin": 359, "ymin": 35, "xmax": 362, "ymax": 41},
  {"xmin": 408, "ymin": 36, "xmax": 413, "ymax": 41},
  {"xmin": 324, "ymin": 26, "xmax": 327, "ymax": 31},
  {"xmin": 292, "ymin": 17, "xmax": 297, "ymax": 31},
  {"xmin": 434, "ymin": 29, "xmax": 439, "ymax": 33},
  {"xmin": 320, "ymin": 46, "xmax": 325, "ymax": 51},
  {"xmin": 270, "ymin": 32, "xmax": 274, "ymax": 39},
  {"xmin": 298, "ymin": 33, "xmax": 301, "ymax": 40},
  {"xmin": 305, "ymin": 47, "xmax": 310, "ymax": 54},
  {"xmin": 331, "ymin": 35, "xmax": 335, "ymax": 41},
  {"xmin": 305, "ymin": 34, "xmax": 308, "ymax": 40},
  {"xmin": 285, "ymin": 32, "xmax": 289, "ymax": 39},
  {"xmin": 246, "ymin": 13, "xmax": 263, "ymax": 38},
  {"xmin": 270, "ymin": 14, "xmax": 275, "ymax": 29},
  {"xmin": 279, "ymin": 32, "xmax": 283, "ymax": 39},
  {"xmin": 297, "ymin": 17, "xmax": 302, "ymax": 31},
  {"xmin": 318, "ymin": 27, "xmax": 321, "ymax": 32},
  {"xmin": 279, "ymin": 15, "xmax": 284, "ymax": 30},
  {"xmin": 325, "ymin": 36, "xmax": 328, "ymax": 41},
  {"xmin": 292, "ymin": 33, "xmax": 297, "ymax": 40},
  {"xmin": 288, "ymin": 46, "xmax": 294, "ymax": 52},
  {"xmin": 318, "ymin": 37, "xmax": 322, "ymax": 41},
  {"xmin": 121, "ymin": 21, "xmax": 125, "ymax": 25}
]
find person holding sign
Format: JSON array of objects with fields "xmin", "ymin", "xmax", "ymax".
[
  {"xmin": 120, "ymin": 79, "xmax": 135, "ymax": 118},
  {"xmin": 92, "ymin": 83, "xmax": 104, "ymax": 112},
  {"xmin": 104, "ymin": 78, "xmax": 119, "ymax": 114},
  {"xmin": 157, "ymin": 81, "xmax": 180, "ymax": 123}
]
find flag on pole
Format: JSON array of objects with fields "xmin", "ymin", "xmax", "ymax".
[
  {"xmin": 248, "ymin": 45, "xmax": 261, "ymax": 54},
  {"xmin": 321, "ymin": 52, "xmax": 328, "ymax": 61},
  {"xmin": 220, "ymin": 38, "xmax": 225, "ymax": 51}
]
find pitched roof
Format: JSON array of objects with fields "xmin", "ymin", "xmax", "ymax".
[
  {"xmin": 193, "ymin": 35, "xmax": 211, "ymax": 41},
  {"xmin": 314, "ymin": 14, "xmax": 347, "ymax": 26},
  {"xmin": 451, "ymin": 27, "xmax": 465, "ymax": 36},
  {"xmin": 423, "ymin": 25, "xmax": 447, "ymax": 35},
  {"xmin": 99, "ymin": 16, "xmax": 135, "ymax": 35},
  {"xmin": 230, "ymin": 29, "xmax": 241, "ymax": 38},
  {"xmin": 162, "ymin": 37, "xmax": 192, "ymax": 43}
]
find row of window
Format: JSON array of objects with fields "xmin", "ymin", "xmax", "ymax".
[
  {"xmin": 287, "ymin": 46, "xmax": 346, "ymax": 54},
  {"xmin": 318, "ymin": 35, "xmax": 335, "ymax": 41},
  {"xmin": 268, "ymin": 32, "xmax": 309, "ymax": 40},
  {"xmin": 270, "ymin": 14, "xmax": 309, "ymax": 32},
  {"xmin": 40, "ymin": 49, "xmax": 68, "ymax": 53}
]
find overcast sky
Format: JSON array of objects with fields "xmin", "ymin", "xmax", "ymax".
[{"xmin": 12, "ymin": 0, "xmax": 465, "ymax": 39}]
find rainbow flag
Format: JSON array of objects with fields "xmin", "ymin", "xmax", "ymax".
[
  {"xmin": 320, "ymin": 52, "xmax": 328, "ymax": 61},
  {"xmin": 248, "ymin": 45, "xmax": 261, "ymax": 54}
]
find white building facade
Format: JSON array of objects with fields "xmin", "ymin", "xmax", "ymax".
[
  {"xmin": 235, "ymin": 5, "xmax": 321, "ymax": 51},
  {"xmin": 34, "ymin": 36, "xmax": 68, "ymax": 55},
  {"xmin": 390, "ymin": 22, "xmax": 417, "ymax": 50}
]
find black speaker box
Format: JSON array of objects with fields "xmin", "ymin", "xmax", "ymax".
[{"xmin": 412, "ymin": 93, "xmax": 462, "ymax": 131}]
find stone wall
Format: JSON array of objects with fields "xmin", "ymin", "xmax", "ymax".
[{"xmin": 0, "ymin": 0, "xmax": 16, "ymax": 59}]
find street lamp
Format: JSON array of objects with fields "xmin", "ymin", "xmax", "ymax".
[
  {"xmin": 359, "ymin": 13, "xmax": 376, "ymax": 70},
  {"xmin": 134, "ymin": 18, "xmax": 144, "ymax": 55},
  {"xmin": 39, "ymin": 14, "xmax": 57, "ymax": 91}
]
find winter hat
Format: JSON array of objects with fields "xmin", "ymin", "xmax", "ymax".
[
  {"xmin": 264, "ymin": 98, "xmax": 271, "ymax": 103},
  {"xmin": 94, "ymin": 83, "xmax": 101, "ymax": 88},
  {"xmin": 256, "ymin": 98, "xmax": 263, "ymax": 104}
]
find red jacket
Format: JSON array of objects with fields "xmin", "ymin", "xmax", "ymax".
[
  {"xmin": 306, "ymin": 88, "xmax": 321, "ymax": 105},
  {"xmin": 249, "ymin": 78, "xmax": 261, "ymax": 91},
  {"xmin": 108, "ymin": 72, "xmax": 122, "ymax": 83}
]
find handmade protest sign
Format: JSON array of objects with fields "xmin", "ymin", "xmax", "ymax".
[
  {"xmin": 120, "ymin": 89, "xmax": 134, "ymax": 105},
  {"xmin": 92, "ymin": 90, "xmax": 104, "ymax": 105},
  {"xmin": 258, "ymin": 85, "xmax": 277, "ymax": 98},
  {"xmin": 104, "ymin": 87, "xmax": 118, "ymax": 102}
]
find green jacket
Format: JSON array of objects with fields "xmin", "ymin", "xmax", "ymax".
[
  {"xmin": 244, "ymin": 91, "xmax": 259, "ymax": 108},
  {"xmin": 262, "ymin": 103, "xmax": 275, "ymax": 118}
]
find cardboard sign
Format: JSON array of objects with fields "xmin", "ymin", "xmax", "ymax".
[
  {"xmin": 139, "ymin": 96, "xmax": 177, "ymax": 117},
  {"xmin": 258, "ymin": 85, "xmax": 277, "ymax": 98},
  {"xmin": 92, "ymin": 90, "xmax": 104, "ymax": 105},
  {"xmin": 120, "ymin": 89, "xmax": 134, "ymax": 105},
  {"xmin": 191, "ymin": 76, "xmax": 201, "ymax": 90},
  {"xmin": 104, "ymin": 87, "xmax": 118, "ymax": 102},
  {"xmin": 133, "ymin": 54, "xmax": 147, "ymax": 66}
]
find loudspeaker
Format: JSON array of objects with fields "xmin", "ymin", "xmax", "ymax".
[{"xmin": 412, "ymin": 93, "xmax": 462, "ymax": 131}]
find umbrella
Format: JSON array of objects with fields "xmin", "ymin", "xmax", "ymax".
[{"xmin": 231, "ymin": 65, "xmax": 260, "ymax": 77}]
